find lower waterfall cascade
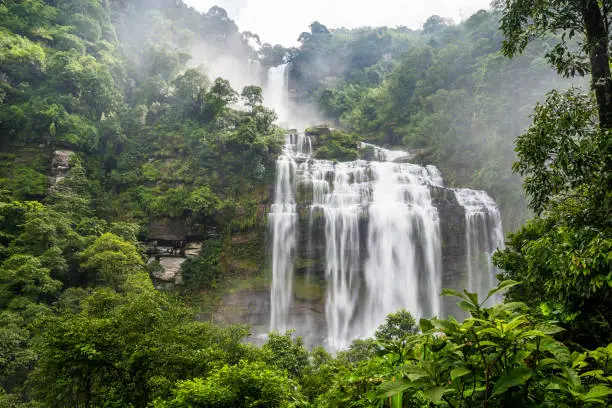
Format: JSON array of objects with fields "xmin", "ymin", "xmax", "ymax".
[{"xmin": 269, "ymin": 133, "xmax": 505, "ymax": 350}]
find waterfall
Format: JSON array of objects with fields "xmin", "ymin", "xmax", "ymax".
[
  {"xmin": 269, "ymin": 134, "xmax": 310, "ymax": 332},
  {"xmin": 454, "ymin": 189, "xmax": 505, "ymax": 305},
  {"xmin": 361, "ymin": 162, "xmax": 442, "ymax": 346},
  {"xmin": 269, "ymin": 133, "xmax": 504, "ymax": 349},
  {"xmin": 265, "ymin": 63, "xmax": 290, "ymax": 125}
]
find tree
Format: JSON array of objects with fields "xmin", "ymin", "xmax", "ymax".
[
  {"xmin": 262, "ymin": 331, "xmax": 310, "ymax": 379},
  {"xmin": 498, "ymin": 0, "xmax": 612, "ymax": 129},
  {"xmin": 173, "ymin": 68, "xmax": 210, "ymax": 118},
  {"xmin": 494, "ymin": 89, "xmax": 611, "ymax": 347},
  {"xmin": 374, "ymin": 308, "xmax": 418, "ymax": 342},
  {"xmin": 241, "ymin": 85, "xmax": 263, "ymax": 109},
  {"xmin": 80, "ymin": 233, "xmax": 143, "ymax": 289},
  {"xmin": 310, "ymin": 21, "xmax": 330, "ymax": 36},
  {"xmin": 202, "ymin": 78, "xmax": 237, "ymax": 121},
  {"xmin": 154, "ymin": 361, "xmax": 305, "ymax": 408},
  {"xmin": 0, "ymin": 255, "xmax": 62, "ymax": 309}
]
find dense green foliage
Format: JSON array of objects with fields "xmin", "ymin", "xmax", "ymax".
[{"xmin": 0, "ymin": 0, "xmax": 610, "ymax": 406}]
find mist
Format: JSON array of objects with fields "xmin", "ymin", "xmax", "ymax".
[{"xmin": 183, "ymin": 0, "xmax": 493, "ymax": 46}]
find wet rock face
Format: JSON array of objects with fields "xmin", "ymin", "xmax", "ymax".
[
  {"xmin": 214, "ymin": 288, "xmax": 271, "ymax": 342},
  {"xmin": 431, "ymin": 186, "xmax": 468, "ymax": 318}
]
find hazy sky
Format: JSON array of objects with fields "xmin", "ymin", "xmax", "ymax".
[{"xmin": 183, "ymin": 0, "xmax": 493, "ymax": 46}]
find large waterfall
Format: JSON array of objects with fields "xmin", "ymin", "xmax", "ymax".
[
  {"xmin": 263, "ymin": 62, "xmax": 504, "ymax": 349},
  {"xmin": 268, "ymin": 133, "xmax": 504, "ymax": 349}
]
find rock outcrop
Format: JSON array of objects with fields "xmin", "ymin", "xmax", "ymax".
[{"xmin": 49, "ymin": 150, "xmax": 75, "ymax": 190}]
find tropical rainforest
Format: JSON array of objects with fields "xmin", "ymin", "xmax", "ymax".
[{"xmin": 0, "ymin": 0, "xmax": 610, "ymax": 407}]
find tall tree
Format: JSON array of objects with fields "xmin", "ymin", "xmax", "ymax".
[{"xmin": 498, "ymin": 0, "xmax": 612, "ymax": 129}]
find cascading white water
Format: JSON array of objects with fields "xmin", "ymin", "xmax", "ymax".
[
  {"xmin": 301, "ymin": 160, "xmax": 370, "ymax": 349},
  {"xmin": 454, "ymin": 189, "xmax": 505, "ymax": 304},
  {"xmin": 362, "ymin": 162, "xmax": 443, "ymax": 347},
  {"xmin": 269, "ymin": 135, "xmax": 298, "ymax": 331},
  {"xmin": 270, "ymin": 135, "xmax": 452, "ymax": 349},
  {"xmin": 269, "ymin": 134, "xmax": 311, "ymax": 333},
  {"xmin": 265, "ymin": 63, "xmax": 290, "ymax": 125},
  {"xmin": 360, "ymin": 142, "xmax": 411, "ymax": 162}
]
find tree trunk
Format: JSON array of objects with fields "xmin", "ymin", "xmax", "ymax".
[{"xmin": 582, "ymin": 0, "xmax": 612, "ymax": 130}]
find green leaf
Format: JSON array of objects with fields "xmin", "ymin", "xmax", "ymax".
[
  {"xmin": 584, "ymin": 385, "xmax": 612, "ymax": 402},
  {"xmin": 535, "ymin": 323, "xmax": 565, "ymax": 335},
  {"xmin": 580, "ymin": 370, "xmax": 604, "ymax": 379},
  {"xmin": 491, "ymin": 367, "xmax": 532, "ymax": 397},
  {"xmin": 441, "ymin": 288, "xmax": 464, "ymax": 299},
  {"xmin": 536, "ymin": 358, "xmax": 559, "ymax": 370},
  {"xmin": 478, "ymin": 327, "xmax": 502, "ymax": 338},
  {"xmin": 489, "ymin": 302, "xmax": 528, "ymax": 319},
  {"xmin": 541, "ymin": 338, "xmax": 571, "ymax": 363},
  {"xmin": 484, "ymin": 280, "xmax": 520, "ymax": 302},
  {"xmin": 420, "ymin": 318, "xmax": 434, "ymax": 333},
  {"xmin": 407, "ymin": 373, "xmax": 429, "ymax": 381},
  {"xmin": 463, "ymin": 290, "xmax": 479, "ymax": 308},
  {"xmin": 422, "ymin": 386, "xmax": 446, "ymax": 404},
  {"xmin": 451, "ymin": 366, "xmax": 472, "ymax": 380},
  {"xmin": 458, "ymin": 300, "xmax": 477, "ymax": 312},
  {"xmin": 377, "ymin": 379, "xmax": 411, "ymax": 398},
  {"xmin": 516, "ymin": 329, "xmax": 547, "ymax": 340}
]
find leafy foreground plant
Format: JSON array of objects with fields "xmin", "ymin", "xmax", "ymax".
[{"xmin": 377, "ymin": 281, "xmax": 612, "ymax": 407}]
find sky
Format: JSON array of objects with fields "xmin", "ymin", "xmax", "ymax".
[{"xmin": 183, "ymin": 0, "xmax": 493, "ymax": 46}]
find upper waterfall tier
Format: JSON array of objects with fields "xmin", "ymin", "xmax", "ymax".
[{"xmin": 269, "ymin": 132, "xmax": 504, "ymax": 350}]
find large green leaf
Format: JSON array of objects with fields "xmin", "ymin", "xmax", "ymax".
[
  {"xmin": 377, "ymin": 379, "xmax": 411, "ymax": 398},
  {"xmin": 491, "ymin": 367, "xmax": 532, "ymax": 397},
  {"xmin": 584, "ymin": 385, "xmax": 612, "ymax": 403},
  {"xmin": 458, "ymin": 300, "xmax": 477, "ymax": 312},
  {"xmin": 422, "ymin": 386, "xmax": 446, "ymax": 404},
  {"xmin": 451, "ymin": 366, "xmax": 472, "ymax": 380},
  {"xmin": 483, "ymin": 280, "xmax": 520, "ymax": 303},
  {"xmin": 489, "ymin": 302, "xmax": 528, "ymax": 319},
  {"xmin": 535, "ymin": 323, "xmax": 565, "ymax": 335},
  {"xmin": 441, "ymin": 288, "xmax": 464, "ymax": 299},
  {"xmin": 541, "ymin": 338, "xmax": 571, "ymax": 363},
  {"xmin": 478, "ymin": 327, "xmax": 503, "ymax": 338},
  {"xmin": 420, "ymin": 318, "xmax": 434, "ymax": 333},
  {"xmin": 463, "ymin": 290, "xmax": 479, "ymax": 308},
  {"xmin": 516, "ymin": 329, "xmax": 547, "ymax": 341}
]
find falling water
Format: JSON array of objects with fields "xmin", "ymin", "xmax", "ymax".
[
  {"xmin": 361, "ymin": 162, "xmax": 443, "ymax": 347},
  {"xmin": 270, "ymin": 134, "xmax": 454, "ymax": 349},
  {"xmin": 265, "ymin": 63, "xmax": 290, "ymax": 124},
  {"xmin": 269, "ymin": 134, "xmax": 309, "ymax": 332},
  {"xmin": 454, "ymin": 189, "xmax": 505, "ymax": 305}
]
